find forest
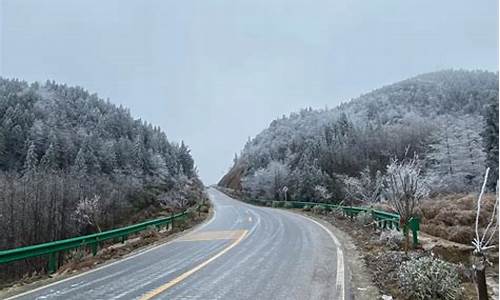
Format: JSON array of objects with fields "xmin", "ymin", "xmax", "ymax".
[
  {"xmin": 0, "ymin": 78, "xmax": 205, "ymax": 259},
  {"xmin": 220, "ymin": 70, "xmax": 499, "ymax": 202}
]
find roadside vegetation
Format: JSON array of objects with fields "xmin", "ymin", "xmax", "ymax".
[
  {"xmin": 0, "ymin": 78, "xmax": 207, "ymax": 284},
  {"xmin": 0, "ymin": 201, "xmax": 211, "ymax": 296},
  {"xmin": 219, "ymin": 70, "xmax": 499, "ymax": 299}
]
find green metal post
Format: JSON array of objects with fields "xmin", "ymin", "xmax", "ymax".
[
  {"xmin": 91, "ymin": 242, "xmax": 98, "ymax": 256},
  {"xmin": 48, "ymin": 252, "xmax": 57, "ymax": 274},
  {"xmin": 409, "ymin": 217, "xmax": 420, "ymax": 246}
]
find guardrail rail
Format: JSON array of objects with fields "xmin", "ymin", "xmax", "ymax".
[
  {"xmin": 245, "ymin": 199, "xmax": 420, "ymax": 247},
  {"xmin": 0, "ymin": 204, "xmax": 203, "ymax": 274}
]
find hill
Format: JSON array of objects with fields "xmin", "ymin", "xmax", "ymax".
[
  {"xmin": 0, "ymin": 78, "xmax": 204, "ymax": 252},
  {"xmin": 219, "ymin": 70, "xmax": 498, "ymax": 201}
]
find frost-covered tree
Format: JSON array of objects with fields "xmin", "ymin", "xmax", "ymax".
[
  {"xmin": 23, "ymin": 141, "xmax": 38, "ymax": 173},
  {"xmin": 242, "ymin": 160, "xmax": 289, "ymax": 200},
  {"xmin": 72, "ymin": 148, "xmax": 87, "ymax": 175},
  {"xmin": 482, "ymin": 99, "xmax": 499, "ymax": 191},
  {"xmin": 426, "ymin": 115, "xmax": 485, "ymax": 192},
  {"xmin": 384, "ymin": 156, "xmax": 428, "ymax": 252},
  {"xmin": 158, "ymin": 176, "xmax": 201, "ymax": 210},
  {"xmin": 221, "ymin": 70, "xmax": 497, "ymax": 200},
  {"xmin": 39, "ymin": 143, "xmax": 57, "ymax": 171},
  {"xmin": 74, "ymin": 195, "xmax": 103, "ymax": 233},
  {"xmin": 342, "ymin": 167, "xmax": 383, "ymax": 203},
  {"xmin": 178, "ymin": 141, "xmax": 195, "ymax": 178},
  {"xmin": 472, "ymin": 168, "xmax": 498, "ymax": 300},
  {"xmin": 0, "ymin": 78, "xmax": 205, "ymax": 278}
]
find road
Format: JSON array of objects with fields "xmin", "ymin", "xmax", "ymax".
[{"xmin": 8, "ymin": 188, "xmax": 347, "ymax": 300}]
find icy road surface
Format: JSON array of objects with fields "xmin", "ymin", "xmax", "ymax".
[{"xmin": 8, "ymin": 188, "xmax": 347, "ymax": 300}]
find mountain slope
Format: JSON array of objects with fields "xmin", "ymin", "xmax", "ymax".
[
  {"xmin": 220, "ymin": 70, "xmax": 498, "ymax": 201},
  {"xmin": 0, "ymin": 78, "xmax": 204, "ymax": 252}
]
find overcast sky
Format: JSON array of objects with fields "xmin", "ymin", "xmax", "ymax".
[{"xmin": 1, "ymin": 0, "xmax": 498, "ymax": 184}]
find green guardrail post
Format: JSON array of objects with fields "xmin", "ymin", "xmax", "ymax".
[
  {"xmin": 48, "ymin": 252, "xmax": 57, "ymax": 274},
  {"xmin": 409, "ymin": 217, "xmax": 420, "ymax": 247},
  {"xmin": 171, "ymin": 212, "xmax": 175, "ymax": 229},
  {"xmin": 91, "ymin": 242, "xmax": 98, "ymax": 256}
]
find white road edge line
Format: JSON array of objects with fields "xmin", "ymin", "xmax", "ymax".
[
  {"xmin": 284, "ymin": 212, "xmax": 346, "ymax": 300},
  {"xmin": 213, "ymin": 189, "xmax": 346, "ymax": 299},
  {"xmin": 5, "ymin": 200, "xmax": 217, "ymax": 300}
]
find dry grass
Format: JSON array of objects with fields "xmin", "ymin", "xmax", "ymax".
[
  {"xmin": 0, "ymin": 203, "xmax": 211, "ymax": 293},
  {"xmin": 420, "ymin": 193, "xmax": 497, "ymax": 245}
]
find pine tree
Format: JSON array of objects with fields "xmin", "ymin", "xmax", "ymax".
[
  {"xmin": 426, "ymin": 115, "xmax": 485, "ymax": 191},
  {"xmin": 40, "ymin": 143, "xmax": 57, "ymax": 171},
  {"xmin": 482, "ymin": 99, "xmax": 499, "ymax": 190},
  {"xmin": 178, "ymin": 141, "xmax": 194, "ymax": 178},
  {"xmin": 0, "ymin": 130, "xmax": 6, "ymax": 168},
  {"xmin": 72, "ymin": 148, "xmax": 87, "ymax": 175},
  {"xmin": 23, "ymin": 141, "xmax": 38, "ymax": 173},
  {"xmin": 133, "ymin": 135, "xmax": 145, "ymax": 172}
]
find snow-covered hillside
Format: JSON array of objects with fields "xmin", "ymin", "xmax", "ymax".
[{"xmin": 220, "ymin": 70, "xmax": 498, "ymax": 201}]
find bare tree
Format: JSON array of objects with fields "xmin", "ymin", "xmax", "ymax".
[
  {"xmin": 342, "ymin": 167, "xmax": 383, "ymax": 203},
  {"xmin": 74, "ymin": 195, "xmax": 103, "ymax": 233},
  {"xmin": 383, "ymin": 156, "xmax": 428, "ymax": 252},
  {"xmin": 158, "ymin": 176, "xmax": 199, "ymax": 211},
  {"xmin": 472, "ymin": 168, "xmax": 498, "ymax": 300}
]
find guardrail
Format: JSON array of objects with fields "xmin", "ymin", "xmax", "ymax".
[
  {"xmin": 246, "ymin": 199, "xmax": 420, "ymax": 247},
  {"xmin": 0, "ymin": 204, "xmax": 203, "ymax": 274}
]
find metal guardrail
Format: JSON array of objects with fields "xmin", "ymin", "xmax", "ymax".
[
  {"xmin": 0, "ymin": 204, "xmax": 203, "ymax": 273},
  {"xmin": 247, "ymin": 199, "xmax": 420, "ymax": 247}
]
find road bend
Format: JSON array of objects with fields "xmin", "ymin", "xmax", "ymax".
[{"xmin": 8, "ymin": 188, "xmax": 347, "ymax": 300}]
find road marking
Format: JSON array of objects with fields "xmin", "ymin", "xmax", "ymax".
[
  {"xmin": 176, "ymin": 230, "xmax": 247, "ymax": 242},
  {"xmin": 280, "ymin": 211, "xmax": 346, "ymax": 300},
  {"xmin": 4, "ymin": 201, "xmax": 218, "ymax": 300},
  {"xmin": 336, "ymin": 248, "xmax": 345, "ymax": 298},
  {"xmin": 139, "ymin": 229, "xmax": 248, "ymax": 300}
]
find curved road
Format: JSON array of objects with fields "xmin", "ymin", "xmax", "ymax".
[{"xmin": 9, "ymin": 188, "xmax": 347, "ymax": 300}]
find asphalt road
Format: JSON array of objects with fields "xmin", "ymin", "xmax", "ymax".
[{"xmin": 8, "ymin": 188, "xmax": 347, "ymax": 300}]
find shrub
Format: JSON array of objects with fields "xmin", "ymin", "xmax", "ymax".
[
  {"xmin": 272, "ymin": 201, "xmax": 284, "ymax": 208},
  {"xmin": 312, "ymin": 205, "xmax": 326, "ymax": 215},
  {"xmin": 284, "ymin": 202, "xmax": 294, "ymax": 209},
  {"xmin": 303, "ymin": 205, "xmax": 312, "ymax": 211},
  {"xmin": 379, "ymin": 229, "xmax": 404, "ymax": 250},
  {"xmin": 140, "ymin": 225, "xmax": 159, "ymax": 239},
  {"xmin": 355, "ymin": 211, "xmax": 373, "ymax": 226},
  {"xmin": 68, "ymin": 247, "xmax": 86, "ymax": 263},
  {"xmin": 187, "ymin": 209, "xmax": 198, "ymax": 220},
  {"xmin": 399, "ymin": 255, "xmax": 462, "ymax": 300},
  {"xmin": 200, "ymin": 204, "xmax": 209, "ymax": 213},
  {"xmin": 331, "ymin": 207, "xmax": 345, "ymax": 218}
]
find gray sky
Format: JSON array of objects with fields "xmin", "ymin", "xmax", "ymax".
[{"xmin": 1, "ymin": 0, "xmax": 498, "ymax": 184}]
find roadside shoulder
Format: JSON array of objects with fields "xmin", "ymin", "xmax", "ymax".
[
  {"xmin": 0, "ymin": 206, "xmax": 214, "ymax": 299},
  {"xmin": 289, "ymin": 209, "xmax": 380, "ymax": 300}
]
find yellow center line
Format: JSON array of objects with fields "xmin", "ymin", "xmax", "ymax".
[{"xmin": 139, "ymin": 229, "xmax": 248, "ymax": 300}]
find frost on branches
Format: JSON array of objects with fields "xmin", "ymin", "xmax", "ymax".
[
  {"xmin": 471, "ymin": 168, "xmax": 498, "ymax": 300},
  {"xmin": 74, "ymin": 195, "xmax": 103, "ymax": 233},
  {"xmin": 383, "ymin": 156, "xmax": 428, "ymax": 251},
  {"xmin": 342, "ymin": 167, "xmax": 383, "ymax": 203}
]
